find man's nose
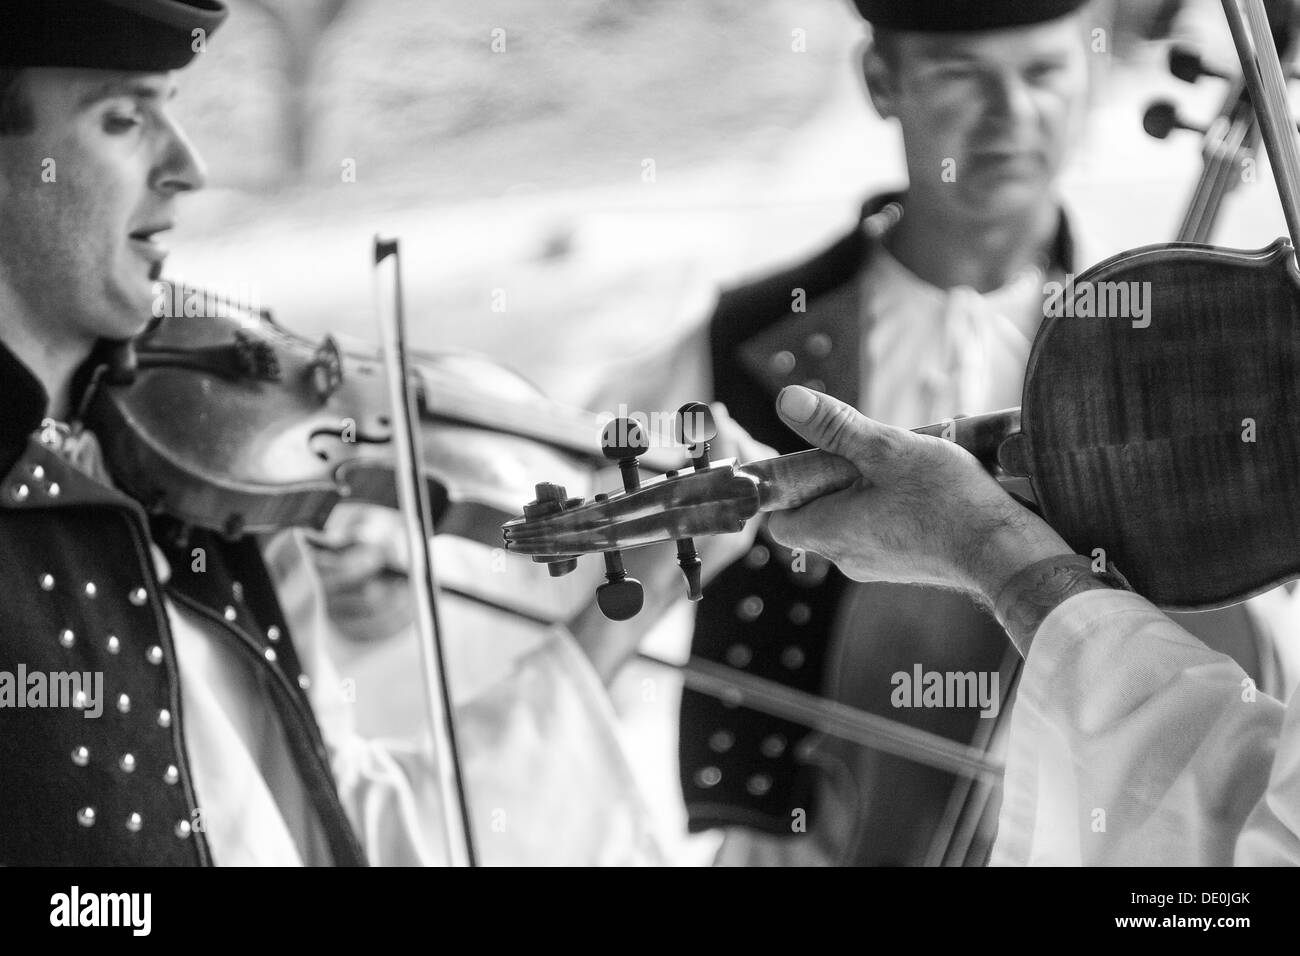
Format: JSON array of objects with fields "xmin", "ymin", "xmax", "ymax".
[
  {"xmin": 151, "ymin": 120, "xmax": 208, "ymax": 194},
  {"xmin": 982, "ymin": 71, "xmax": 1036, "ymax": 126}
]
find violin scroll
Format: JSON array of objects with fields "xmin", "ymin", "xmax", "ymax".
[
  {"xmin": 509, "ymin": 405, "xmax": 778, "ymax": 619},
  {"xmin": 521, "ymin": 481, "xmax": 583, "ymax": 578}
]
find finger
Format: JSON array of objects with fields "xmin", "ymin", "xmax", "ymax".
[
  {"xmin": 776, "ymin": 386, "xmax": 888, "ymax": 471},
  {"xmin": 766, "ymin": 509, "xmax": 799, "ymax": 551},
  {"xmin": 767, "ymin": 483, "xmax": 858, "ymax": 554}
]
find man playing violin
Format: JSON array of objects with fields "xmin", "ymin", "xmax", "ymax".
[
  {"xmin": 679, "ymin": 0, "xmax": 1288, "ymax": 865},
  {"xmin": 0, "ymin": 0, "xmax": 671, "ymax": 865},
  {"xmin": 766, "ymin": 383, "xmax": 1300, "ymax": 864}
]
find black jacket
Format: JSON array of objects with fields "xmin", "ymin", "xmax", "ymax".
[{"xmin": 0, "ymin": 337, "xmax": 366, "ymax": 865}]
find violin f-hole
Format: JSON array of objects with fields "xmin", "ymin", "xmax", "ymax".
[{"xmin": 307, "ymin": 418, "xmax": 393, "ymax": 461}]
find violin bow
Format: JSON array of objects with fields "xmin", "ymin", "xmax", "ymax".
[
  {"xmin": 374, "ymin": 237, "xmax": 477, "ymax": 867},
  {"xmin": 1223, "ymin": 0, "xmax": 1300, "ymax": 247}
]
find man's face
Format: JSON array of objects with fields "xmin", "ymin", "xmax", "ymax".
[
  {"xmin": 0, "ymin": 68, "xmax": 205, "ymax": 347},
  {"xmin": 870, "ymin": 16, "xmax": 1090, "ymax": 219}
]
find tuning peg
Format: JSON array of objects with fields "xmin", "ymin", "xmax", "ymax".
[
  {"xmin": 1143, "ymin": 100, "xmax": 1205, "ymax": 140},
  {"xmin": 1169, "ymin": 45, "xmax": 1228, "ymax": 84},
  {"xmin": 676, "ymin": 402, "xmax": 717, "ymax": 470},
  {"xmin": 597, "ymin": 550, "xmax": 644, "ymax": 620},
  {"xmin": 1145, "ymin": 98, "xmax": 1300, "ymax": 141},
  {"xmin": 675, "ymin": 538, "xmax": 703, "ymax": 601},
  {"xmin": 1170, "ymin": 43, "xmax": 1300, "ymax": 84},
  {"xmin": 590, "ymin": 430, "xmax": 648, "ymax": 617},
  {"xmin": 602, "ymin": 417, "xmax": 650, "ymax": 492},
  {"xmin": 522, "ymin": 481, "xmax": 581, "ymax": 576},
  {"xmin": 670, "ymin": 402, "xmax": 716, "ymax": 600}
]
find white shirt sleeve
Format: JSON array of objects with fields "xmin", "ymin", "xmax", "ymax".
[
  {"xmin": 991, "ymin": 588, "xmax": 1299, "ymax": 866},
  {"xmin": 264, "ymin": 529, "xmax": 666, "ymax": 866}
]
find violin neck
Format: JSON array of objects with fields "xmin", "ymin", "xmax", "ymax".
[
  {"xmin": 745, "ymin": 448, "xmax": 860, "ymax": 513},
  {"xmin": 742, "ymin": 407, "xmax": 1022, "ymax": 514}
]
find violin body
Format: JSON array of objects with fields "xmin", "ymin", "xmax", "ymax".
[
  {"xmin": 85, "ymin": 294, "xmax": 638, "ymax": 551},
  {"xmin": 1017, "ymin": 238, "xmax": 1300, "ymax": 607}
]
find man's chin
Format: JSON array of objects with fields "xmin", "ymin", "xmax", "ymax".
[
  {"xmin": 98, "ymin": 287, "xmax": 155, "ymax": 340},
  {"xmin": 957, "ymin": 177, "xmax": 1049, "ymax": 219}
]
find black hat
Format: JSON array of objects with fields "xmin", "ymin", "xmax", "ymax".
[
  {"xmin": 0, "ymin": 0, "xmax": 228, "ymax": 71},
  {"xmin": 851, "ymin": 0, "xmax": 1090, "ymax": 32}
]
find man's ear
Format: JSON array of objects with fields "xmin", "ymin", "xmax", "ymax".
[{"xmin": 858, "ymin": 38, "xmax": 898, "ymax": 121}]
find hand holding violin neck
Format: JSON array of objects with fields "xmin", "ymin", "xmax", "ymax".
[
  {"xmin": 500, "ymin": 403, "xmax": 1026, "ymax": 563},
  {"xmin": 764, "ymin": 387, "xmax": 1070, "ymax": 599},
  {"xmin": 743, "ymin": 405, "xmax": 1023, "ymax": 514}
]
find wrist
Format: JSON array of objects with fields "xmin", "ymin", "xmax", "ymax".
[
  {"xmin": 968, "ymin": 510, "xmax": 1073, "ymax": 605},
  {"xmin": 992, "ymin": 554, "xmax": 1134, "ymax": 657}
]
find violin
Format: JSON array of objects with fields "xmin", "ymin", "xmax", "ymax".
[
  {"xmin": 505, "ymin": 0, "xmax": 1300, "ymax": 612},
  {"xmin": 505, "ymin": 240, "xmax": 1300, "ymax": 609},
  {"xmin": 81, "ymin": 284, "xmax": 681, "ymax": 551}
]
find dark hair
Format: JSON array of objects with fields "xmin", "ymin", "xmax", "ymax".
[{"xmin": 0, "ymin": 67, "xmax": 35, "ymax": 135}]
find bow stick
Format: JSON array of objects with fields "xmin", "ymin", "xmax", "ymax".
[
  {"xmin": 1224, "ymin": 0, "xmax": 1300, "ymax": 247},
  {"xmin": 374, "ymin": 237, "xmax": 477, "ymax": 867}
]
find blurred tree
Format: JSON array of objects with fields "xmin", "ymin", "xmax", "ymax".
[{"xmin": 244, "ymin": 0, "xmax": 353, "ymax": 178}]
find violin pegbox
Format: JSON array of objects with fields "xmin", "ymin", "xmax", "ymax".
[{"xmin": 503, "ymin": 402, "xmax": 757, "ymax": 620}]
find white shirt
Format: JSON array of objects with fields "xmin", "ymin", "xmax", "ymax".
[
  {"xmin": 861, "ymin": 242, "xmax": 1046, "ymax": 429},
  {"xmin": 163, "ymin": 529, "xmax": 666, "ymax": 866},
  {"xmin": 164, "ymin": 584, "xmax": 330, "ymax": 864},
  {"xmin": 993, "ymin": 588, "xmax": 1300, "ymax": 865}
]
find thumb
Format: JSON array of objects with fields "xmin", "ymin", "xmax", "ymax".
[{"xmin": 776, "ymin": 386, "xmax": 877, "ymax": 467}]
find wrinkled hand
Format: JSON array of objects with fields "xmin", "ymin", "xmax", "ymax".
[{"xmin": 766, "ymin": 387, "xmax": 1070, "ymax": 604}]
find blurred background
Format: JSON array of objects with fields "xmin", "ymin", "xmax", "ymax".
[
  {"xmin": 163, "ymin": 0, "xmax": 1298, "ymax": 862},
  {"xmin": 167, "ymin": 0, "xmax": 1290, "ymax": 408}
]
